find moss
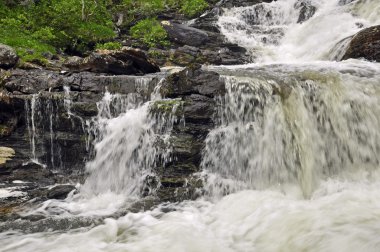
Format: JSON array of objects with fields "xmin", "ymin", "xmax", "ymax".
[
  {"xmin": 150, "ymin": 99, "xmax": 184, "ymax": 115},
  {"xmin": 0, "ymin": 71, "xmax": 11, "ymax": 88},
  {"xmin": 0, "ymin": 125, "xmax": 11, "ymax": 137}
]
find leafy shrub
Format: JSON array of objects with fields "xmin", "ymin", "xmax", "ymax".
[
  {"xmin": 96, "ymin": 41, "xmax": 123, "ymax": 50},
  {"xmin": 130, "ymin": 18, "xmax": 169, "ymax": 47},
  {"xmin": 0, "ymin": 17, "xmax": 55, "ymax": 64},
  {"xmin": 181, "ymin": 0, "xmax": 208, "ymax": 17}
]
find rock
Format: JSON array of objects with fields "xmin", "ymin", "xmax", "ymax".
[
  {"xmin": 5, "ymin": 162, "xmax": 55, "ymax": 185},
  {"xmin": 161, "ymin": 21, "xmax": 210, "ymax": 47},
  {"xmin": 63, "ymin": 56, "xmax": 86, "ymax": 72},
  {"xmin": 342, "ymin": 25, "xmax": 380, "ymax": 62},
  {"xmin": 47, "ymin": 185, "xmax": 76, "ymax": 199},
  {"xmin": 338, "ymin": 0, "xmax": 355, "ymax": 5},
  {"xmin": 150, "ymin": 66, "xmax": 225, "ymax": 201},
  {"xmin": 0, "ymin": 44, "xmax": 18, "ymax": 69},
  {"xmin": 191, "ymin": 8, "xmax": 222, "ymax": 33},
  {"xmin": 64, "ymin": 47, "xmax": 160, "ymax": 75},
  {"xmin": 0, "ymin": 147, "xmax": 15, "ymax": 165},
  {"xmin": 0, "ymin": 64, "xmax": 224, "ymax": 205},
  {"xmin": 160, "ymin": 64, "xmax": 226, "ymax": 98},
  {"xmin": 169, "ymin": 46, "xmax": 201, "ymax": 66},
  {"xmin": 295, "ymin": 0, "xmax": 317, "ymax": 23},
  {"xmin": 3, "ymin": 69, "xmax": 159, "ymax": 95},
  {"xmin": 219, "ymin": 0, "xmax": 274, "ymax": 8}
]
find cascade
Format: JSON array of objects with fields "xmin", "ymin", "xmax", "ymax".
[
  {"xmin": 202, "ymin": 63, "xmax": 380, "ymax": 198},
  {"xmin": 218, "ymin": 0, "xmax": 380, "ymax": 62},
  {"xmin": 2, "ymin": 0, "xmax": 380, "ymax": 251}
]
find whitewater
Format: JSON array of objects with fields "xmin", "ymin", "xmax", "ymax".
[{"xmin": 1, "ymin": 0, "xmax": 380, "ymax": 251}]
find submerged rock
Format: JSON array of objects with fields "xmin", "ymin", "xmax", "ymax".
[
  {"xmin": 47, "ymin": 185, "xmax": 76, "ymax": 199},
  {"xmin": 342, "ymin": 25, "xmax": 380, "ymax": 62},
  {"xmin": 295, "ymin": 0, "xmax": 317, "ymax": 23},
  {"xmin": 0, "ymin": 44, "xmax": 19, "ymax": 69}
]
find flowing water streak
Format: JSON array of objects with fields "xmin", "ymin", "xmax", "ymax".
[
  {"xmin": 202, "ymin": 63, "xmax": 380, "ymax": 198},
  {"xmin": 81, "ymin": 76, "xmax": 178, "ymax": 198},
  {"xmin": 25, "ymin": 94, "xmax": 40, "ymax": 162}
]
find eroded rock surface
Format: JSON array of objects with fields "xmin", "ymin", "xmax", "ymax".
[
  {"xmin": 0, "ymin": 44, "xmax": 18, "ymax": 70},
  {"xmin": 342, "ymin": 25, "xmax": 380, "ymax": 62}
]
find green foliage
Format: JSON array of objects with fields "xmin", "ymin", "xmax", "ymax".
[
  {"xmin": 181, "ymin": 0, "xmax": 209, "ymax": 17},
  {"xmin": 114, "ymin": 0, "xmax": 208, "ymax": 26},
  {"xmin": 0, "ymin": 0, "xmax": 210, "ymax": 63},
  {"xmin": 96, "ymin": 41, "xmax": 122, "ymax": 50},
  {"xmin": 130, "ymin": 18, "xmax": 169, "ymax": 47},
  {"xmin": 30, "ymin": 0, "xmax": 115, "ymax": 53},
  {"xmin": 0, "ymin": 0, "xmax": 116, "ymax": 62},
  {"xmin": 0, "ymin": 15, "xmax": 55, "ymax": 64}
]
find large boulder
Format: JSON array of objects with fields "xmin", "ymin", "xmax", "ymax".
[
  {"xmin": 64, "ymin": 47, "xmax": 160, "ymax": 75},
  {"xmin": 0, "ymin": 44, "xmax": 18, "ymax": 69},
  {"xmin": 342, "ymin": 25, "xmax": 380, "ymax": 62},
  {"xmin": 161, "ymin": 21, "xmax": 210, "ymax": 47}
]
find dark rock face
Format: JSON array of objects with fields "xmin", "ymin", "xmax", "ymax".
[
  {"xmin": 47, "ymin": 185, "xmax": 76, "ymax": 199},
  {"xmin": 161, "ymin": 21, "xmax": 210, "ymax": 47},
  {"xmin": 219, "ymin": 0, "xmax": 274, "ymax": 8},
  {"xmin": 0, "ymin": 66, "xmax": 225, "ymax": 206},
  {"xmin": 0, "ymin": 69, "xmax": 164, "ymax": 211},
  {"xmin": 151, "ymin": 65, "xmax": 225, "ymax": 201},
  {"xmin": 191, "ymin": 8, "xmax": 222, "ymax": 33},
  {"xmin": 64, "ymin": 47, "xmax": 160, "ymax": 75},
  {"xmin": 161, "ymin": 64, "xmax": 225, "ymax": 98},
  {"xmin": 342, "ymin": 26, "xmax": 380, "ymax": 62},
  {"xmin": 0, "ymin": 44, "xmax": 19, "ymax": 69}
]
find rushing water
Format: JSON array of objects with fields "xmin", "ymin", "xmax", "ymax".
[{"xmin": 2, "ymin": 0, "xmax": 380, "ymax": 251}]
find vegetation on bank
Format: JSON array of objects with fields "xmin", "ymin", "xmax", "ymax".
[{"xmin": 0, "ymin": 0, "xmax": 210, "ymax": 64}]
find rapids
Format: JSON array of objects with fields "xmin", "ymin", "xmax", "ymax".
[{"xmin": 1, "ymin": 0, "xmax": 380, "ymax": 251}]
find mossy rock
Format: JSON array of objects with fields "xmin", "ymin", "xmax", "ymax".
[{"xmin": 150, "ymin": 99, "xmax": 184, "ymax": 116}]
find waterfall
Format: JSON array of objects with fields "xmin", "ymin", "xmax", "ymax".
[
  {"xmin": 2, "ymin": 0, "xmax": 380, "ymax": 251},
  {"xmin": 202, "ymin": 62, "xmax": 380, "ymax": 198},
  {"xmin": 81, "ymin": 91, "xmax": 178, "ymax": 197}
]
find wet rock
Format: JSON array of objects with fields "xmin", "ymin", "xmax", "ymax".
[
  {"xmin": 47, "ymin": 185, "xmax": 76, "ymax": 199},
  {"xmin": 64, "ymin": 47, "xmax": 160, "ymax": 75},
  {"xmin": 151, "ymin": 66, "xmax": 223, "ymax": 201},
  {"xmin": 338, "ymin": 0, "xmax": 355, "ymax": 5},
  {"xmin": 3, "ymin": 69, "xmax": 159, "ymax": 95},
  {"xmin": 160, "ymin": 64, "xmax": 226, "ymax": 98},
  {"xmin": 2, "ymin": 162, "xmax": 55, "ymax": 185},
  {"xmin": 219, "ymin": 0, "xmax": 274, "ymax": 8},
  {"xmin": 161, "ymin": 21, "xmax": 210, "ymax": 47},
  {"xmin": 342, "ymin": 25, "xmax": 380, "ymax": 62},
  {"xmin": 295, "ymin": 0, "xmax": 317, "ymax": 23},
  {"xmin": 4, "ymin": 69, "xmax": 63, "ymax": 94},
  {"xmin": 0, "ymin": 44, "xmax": 18, "ymax": 69},
  {"xmin": 190, "ymin": 8, "xmax": 222, "ymax": 33}
]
